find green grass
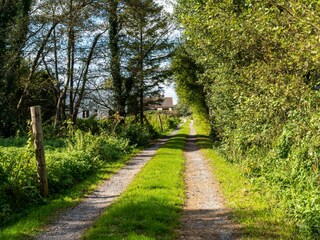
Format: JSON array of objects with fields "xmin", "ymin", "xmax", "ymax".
[
  {"xmin": 83, "ymin": 124, "xmax": 188, "ymax": 240},
  {"xmin": 0, "ymin": 152, "xmax": 136, "ymax": 240},
  {"xmin": 194, "ymin": 122, "xmax": 298, "ymax": 239}
]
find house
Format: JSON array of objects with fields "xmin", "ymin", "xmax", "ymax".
[
  {"xmin": 147, "ymin": 97, "xmax": 174, "ymax": 111},
  {"xmin": 72, "ymin": 88, "xmax": 111, "ymax": 119},
  {"xmin": 76, "ymin": 91, "xmax": 175, "ymax": 119}
]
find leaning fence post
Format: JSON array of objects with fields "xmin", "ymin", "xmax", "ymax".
[{"xmin": 30, "ymin": 106, "xmax": 49, "ymax": 197}]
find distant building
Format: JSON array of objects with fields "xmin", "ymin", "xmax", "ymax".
[
  {"xmin": 147, "ymin": 97, "xmax": 174, "ymax": 111},
  {"xmin": 67, "ymin": 89, "xmax": 111, "ymax": 119},
  {"xmin": 75, "ymin": 92, "xmax": 175, "ymax": 119}
]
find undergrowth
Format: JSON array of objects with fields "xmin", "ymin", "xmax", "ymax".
[
  {"xmin": 0, "ymin": 153, "xmax": 132, "ymax": 240},
  {"xmin": 0, "ymin": 132, "xmax": 132, "ymax": 226}
]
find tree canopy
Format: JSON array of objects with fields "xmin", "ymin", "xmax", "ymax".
[{"xmin": 0, "ymin": 0, "xmax": 174, "ymax": 134}]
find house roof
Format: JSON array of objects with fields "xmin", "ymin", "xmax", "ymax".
[
  {"xmin": 148, "ymin": 97, "xmax": 174, "ymax": 109},
  {"xmin": 161, "ymin": 97, "xmax": 174, "ymax": 108}
]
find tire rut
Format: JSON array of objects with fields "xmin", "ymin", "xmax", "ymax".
[{"xmin": 179, "ymin": 123, "xmax": 240, "ymax": 240}]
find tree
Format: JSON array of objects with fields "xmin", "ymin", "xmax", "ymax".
[
  {"xmin": 0, "ymin": 0, "xmax": 176, "ymax": 135},
  {"xmin": 172, "ymin": 46, "xmax": 208, "ymax": 121},
  {"xmin": 104, "ymin": 0, "xmax": 174, "ymax": 124},
  {"xmin": 123, "ymin": 0, "xmax": 174, "ymax": 123},
  {"xmin": 52, "ymin": 0, "xmax": 106, "ymax": 126},
  {"xmin": 175, "ymin": 0, "xmax": 320, "ymax": 149},
  {"xmin": 22, "ymin": 0, "xmax": 106, "ymax": 127},
  {"xmin": 107, "ymin": 0, "xmax": 129, "ymax": 121},
  {"xmin": 0, "ymin": 0, "xmax": 32, "ymax": 136}
]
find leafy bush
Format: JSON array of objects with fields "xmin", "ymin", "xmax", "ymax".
[
  {"xmin": 0, "ymin": 137, "xmax": 28, "ymax": 147},
  {"xmin": 117, "ymin": 123, "xmax": 156, "ymax": 146},
  {"xmin": 0, "ymin": 113, "xmax": 179, "ymax": 226},
  {"xmin": 67, "ymin": 130, "xmax": 132, "ymax": 161},
  {"xmin": 75, "ymin": 118, "xmax": 114, "ymax": 135},
  {"xmin": 0, "ymin": 146, "xmax": 39, "ymax": 224},
  {"xmin": 116, "ymin": 114, "xmax": 180, "ymax": 146},
  {"xmin": 146, "ymin": 113, "xmax": 180, "ymax": 134},
  {"xmin": 0, "ymin": 131, "xmax": 132, "ymax": 226},
  {"xmin": 46, "ymin": 151, "xmax": 99, "ymax": 194},
  {"xmin": 74, "ymin": 113, "xmax": 180, "ymax": 147}
]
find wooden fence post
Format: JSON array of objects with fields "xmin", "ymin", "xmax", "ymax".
[
  {"xmin": 157, "ymin": 114, "xmax": 163, "ymax": 132},
  {"xmin": 30, "ymin": 106, "xmax": 49, "ymax": 197}
]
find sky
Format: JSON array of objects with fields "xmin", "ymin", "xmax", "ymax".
[
  {"xmin": 164, "ymin": 83, "xmax": 178, "ymax": 105},
  {"xmin": 156, "ymin": 0, "xmax": 175, "ymax": 13}
]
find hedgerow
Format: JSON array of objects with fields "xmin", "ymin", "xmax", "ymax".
[{"xmin": 174, "ymin": 0, "xmax": 320, "ymax": 238}]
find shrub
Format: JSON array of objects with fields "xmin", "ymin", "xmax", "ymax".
[
  {"xmin": 0, "ymin": 113, "xmax": 180, "ymax": 226},
  {"xmin": 0, "ymin": 146, "xmax": 39, "ymax": 225},
  {"xmin": 0, "ymin": 131, "xmax": 132, "ymax": 226},
  {"xmin": 75, "ymin": 118, "xmax": 114, "ymax": 135},
  {"xmin": 46, "ymin": 151, "xmax": 99, "ymax": 193},
  {"xmin": 116, "ymin": 123, "xmax": 155, "ymax": 147},
  {"xmin": 146, "ymin": 113, "xmax": 180, "ymax": 134},
  {"xmin": 74, "ymin": 113, "xmax": 180, "ymax": 147}
]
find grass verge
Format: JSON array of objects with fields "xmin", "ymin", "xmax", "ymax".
[
  {"xmin": 83, "ymin": 124, "xmax": 188, "ymax": 240},
  {"xmin": 194, "ymin": 122, "xmax": 297, "ymax": 239},
  {"xmin": 0, "ymin": 151, "xmax": 138, "ymax": 240}
]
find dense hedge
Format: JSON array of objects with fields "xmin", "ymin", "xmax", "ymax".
[{"xmin": 175, "ymin": 0, "xmax": 320, "ymax": 238}]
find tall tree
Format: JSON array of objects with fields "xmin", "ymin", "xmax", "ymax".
[
  {"xmin": 123, "ymin": 0, "xmax": 174, "ymax": 123},
  {"xmin": 107, "ymin": 0, "xmax": 128, "ymax": 120},
  {"xmin": 172, "ymin": 46, "xmax": 208, "ymax": 121},
  {"xmin": 0, "ymin": 0, "xmax": 32, "ymax": 136},
  {"xmin": 26, "ymin": 0, "xmax": 106, "ymax": 127}
]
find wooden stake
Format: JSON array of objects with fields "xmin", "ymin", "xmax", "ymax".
[
  {"xmin": 158, "ymin": 114, "xmax": 163, "ymax": 132},
  {"xmin": 30, "ymin": 106, "xmax": 49, "ymax": 197}
]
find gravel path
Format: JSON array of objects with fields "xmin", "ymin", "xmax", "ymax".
[
  {"xmin": 34, "ymin": 128, "xmax": 180, "ymax": 240},
  {"xmin": 180, "ymin": 123, "xmax": 240, "ymax": 240}
]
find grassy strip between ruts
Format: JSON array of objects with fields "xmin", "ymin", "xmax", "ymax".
[
  {"xmin": 194, "ymin": 122, "xmax": 298, "ymax": 239},
  {"xmin": 83, "ymin": 124, "xmax": 188, "ymax": 240},
  {"xmin": 0, "ymin": 151, "xmax": 138, "ymax": 240}
]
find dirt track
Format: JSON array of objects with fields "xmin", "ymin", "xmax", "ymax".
[
  {"xmin": 34, "ymin": 123, "xmax": 240, "ymax": 239},
  {"xmin": 179, "ymin": 123, "xmax": 240, "ymax": 240}
]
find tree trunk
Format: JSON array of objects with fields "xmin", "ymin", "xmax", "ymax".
[
  {"xmin": 139, "ymin": 25, "xmax": 144, "ymax": 124},
  {"xmin": 108, "ymin": 0, "xmax": 126, "ymax": 120},
  {"xmin": 30, "ymin": 106, "xmax": 49, "ymax": 198},
  {"xmin": 17, "ymin": 22, "xmax": 58, "ymax": 111},
  {"xmin": 54, "ymin": 0, "xmax": 74, "ymax": 127},
  {"xmin": 69, "ymin": 28, "xmax": 75, "ymax": 117},
  {"xmin": 71, "ymin": 32, "xmax": 103, "ymax": 125}
]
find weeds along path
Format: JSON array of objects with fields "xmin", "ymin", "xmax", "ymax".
[
  {"xmin": 34, "ymin": 127, "xmax": 181, "ymax": 240},
  {"xmin": 180, "ymin": 123, "xmax": 240, "ymax": 240}
]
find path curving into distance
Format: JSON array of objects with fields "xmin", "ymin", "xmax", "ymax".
[
  {"xmin": 35, "ymin": 127, "xmax": 181, "ymax": 240},
  {"xmin": 180, "ymin": 123, "xmax": 240, "ymax": 240}
]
